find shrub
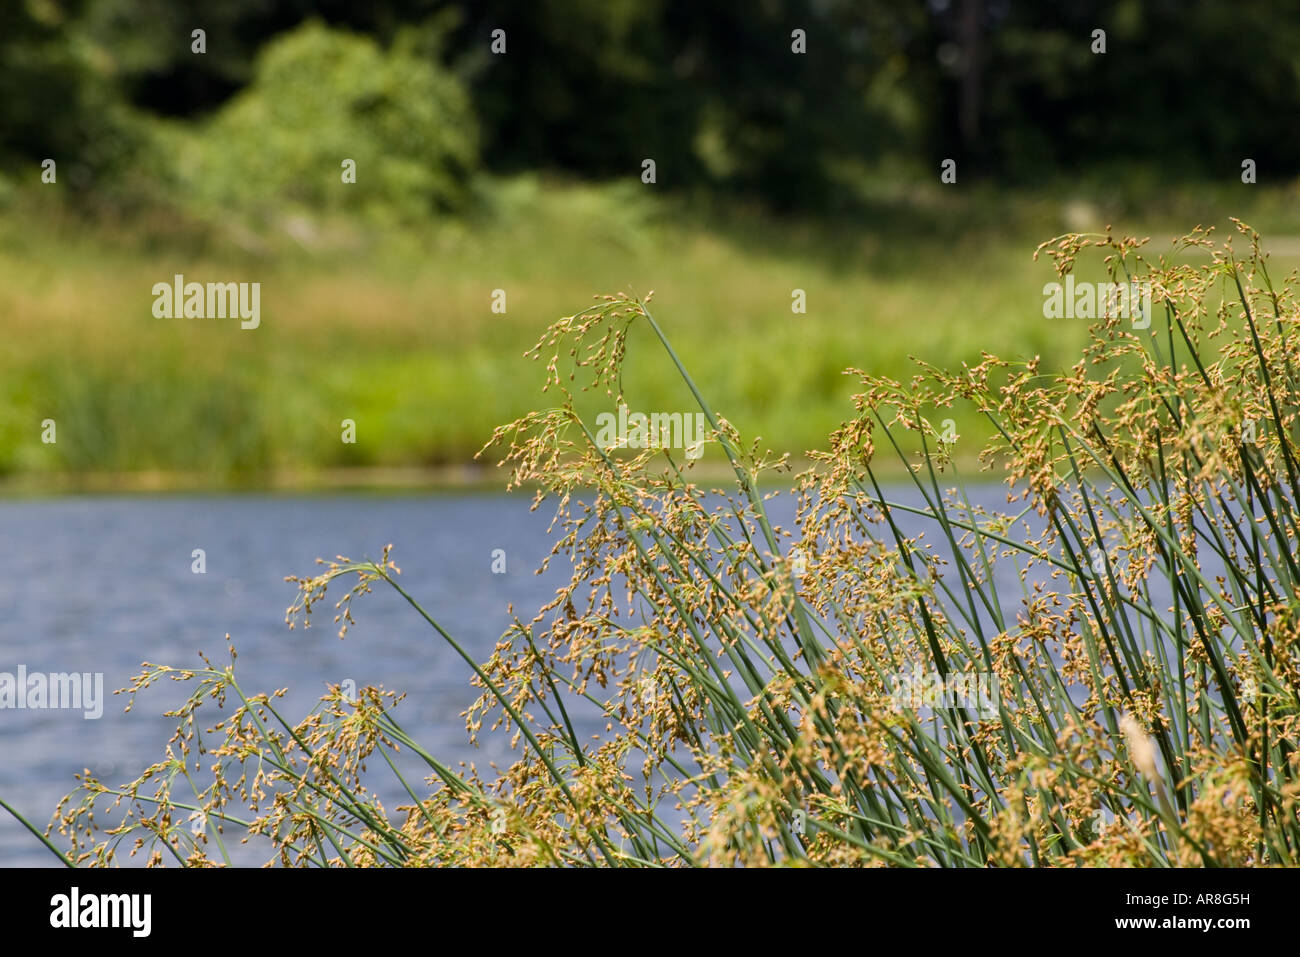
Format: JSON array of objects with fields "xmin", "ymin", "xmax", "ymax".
[{"xmin": 165, "ymin": 19, "xmax": 478, "ymax": 226}]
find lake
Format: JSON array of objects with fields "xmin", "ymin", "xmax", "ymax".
[{"xmin": 0, "ymin": 486, "xmax": 1027, "ymax": 866}]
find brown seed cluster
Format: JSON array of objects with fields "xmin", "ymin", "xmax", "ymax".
[{"xmin": 52, "ymin": 228, "xmax": 1300, "ymax": 866}]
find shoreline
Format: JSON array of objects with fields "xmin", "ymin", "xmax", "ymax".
[{"xmin": 0, "ymin": 453, "xmax": 1002, "ymax": 497}]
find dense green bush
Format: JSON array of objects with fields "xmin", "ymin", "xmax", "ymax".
[
  {"xmin": 0, "ymin": 0, "xmax": 152, "ymax": 202},
  {"xmin": 164, "ymin": 20, "xmax": 478, "ymax": 224}
]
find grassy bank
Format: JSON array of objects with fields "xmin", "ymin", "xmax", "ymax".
[{"xmin": 4, "ymin": 173, "xmax": 1300, "ymax": 487}]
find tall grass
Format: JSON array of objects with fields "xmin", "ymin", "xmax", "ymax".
[{"xmin": 20, "ymin": 221, "xmax": 1300, "ymax": 866}]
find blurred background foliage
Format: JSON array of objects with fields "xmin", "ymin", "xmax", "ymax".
[
  {"xmin": 9, "ymin": 0, "xmax": 1300, "ymax": 214},
  {"xmin": 162, "ymin": 20, "xmax": 479, "ymax": 224},
  {"xmin": 3, "ymin": 0, "xmax": 1300, "ymax": 484}
]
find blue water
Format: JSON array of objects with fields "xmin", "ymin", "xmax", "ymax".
[
  {"xmin": 0, "ymin": 493, "xmax": 590, "ymax": 865},
  {"xmin": 0, "ymin": 485, "xmax": 1069, "ymax": 866}
]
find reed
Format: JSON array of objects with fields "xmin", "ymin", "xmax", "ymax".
[{"xmin": 21, "ymin": 221, "xmax": 1300, "ymax": 866}]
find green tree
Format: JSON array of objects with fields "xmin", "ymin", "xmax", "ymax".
[{"xmin": 170, "ymin": 19, "xmax": 478, "ymax": 221}]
